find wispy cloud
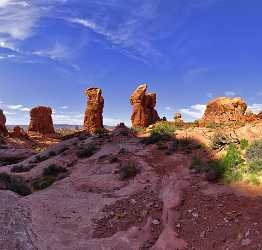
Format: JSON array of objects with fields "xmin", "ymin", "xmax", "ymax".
[
  {"xmin": 6, "ymin": 104, "xmax": 30, "ymax": 112},
  {"xmin": 180, "ymin": 104, "xmax": 206, "ymax": 120}
]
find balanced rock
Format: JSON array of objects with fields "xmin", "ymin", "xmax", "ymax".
[
  {"xmin": 201, "ymin": 97, "xmax": 248, "ymax": 124},
  {"xmin": 84, "ymin": 88, "xmax": 104, "ymax": 134},
  {"xmin": 28, "ymin": 106, "xmax": 55, "ymax": 134},
  {"xmin": 130, "ymin": 84, "xmax": 160, "ymax": 128},
  {"xmin": 174, "ymin": 112, "xmax": 183, "ymax": 124},
  {"xmin": 0, "ymin": 109, "xmax": 8, "ymax": 137}
]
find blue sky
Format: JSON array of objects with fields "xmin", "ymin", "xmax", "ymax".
[{"xmin": 0, "ymin": 0, "xmax": 262, "ymax": 125}]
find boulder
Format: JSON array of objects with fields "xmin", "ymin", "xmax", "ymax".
[
  {"xmin": 0, "ymin": 109, "xmax": 8, "ymax": 137},
  {"xmin": 130, "ymin": 84, "xmax": 160, "ymax": 128},
  {"xmin": 84, "ymin": 88, "xmax": 104, "ymax": 134},
  {"xmin": 28, "ymin": 106, "xmax": 55, "ymax": 134},
  {"xmin": 174, "ymin": 112, "xmax": 183, "ymax": 124},
  {"xmin": 200, "ymin": 97, "xmax": 248, "ymax": 124}
]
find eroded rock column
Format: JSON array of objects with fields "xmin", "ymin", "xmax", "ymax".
[
  {"xmin": 84, "ymin": 88, "xmax": 104, "ymax": 134},
  {"xmin": 130, "ymin": 84, "xmax": 160, "ymax": 128},
  {"xmin": 0, "ymin": 109, "xmax": 8, "ymax": 137},
  {"xmin": 28, "ymin": 106, "xmax": 55, "ymax": 134}
]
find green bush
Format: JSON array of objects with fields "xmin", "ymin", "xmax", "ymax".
[
  {"xmin": 142, "ymin": 122, "xmax": 175, "ymax": 145},
  {"xmin": 240, "ymin": 139, "xmax": 249, "ymax": 150},
  {"xmin": 150, "ymin": 122, "xmax": 175, "ymax": 137},
  {"xmin": 248, "ymin": 160, "xmax": 262, "ymax": 173},
  {"xmin": 248, "ymin": 173, "xmax": 260, "ymax": 186},
  {"xmin": 223, "ymin": 144, "xmax": 243, "ymax": 172}
]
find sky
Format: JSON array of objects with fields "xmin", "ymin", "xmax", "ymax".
[{"xmin": 0, "ymin": 0, "xmax": 262, "ymax": 125}]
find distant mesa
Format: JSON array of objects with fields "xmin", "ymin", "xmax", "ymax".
[
  {"xmin": 0, "ymin": 109, "xmax": 8, "ymax": 137},
  {"xmin": 200, "ymin": 97, "xmax": 258, "ymax": 124},
  {"xmin": 28, "ymin": 106, "xmax": 55, "ymax": 135},
  {"xmin": 84, "ymin": 87, "xmax": 104, "ymax": 134},
  {"xmin": 130, "ymin": 83, "xmax": 160, "ymax": 128}
]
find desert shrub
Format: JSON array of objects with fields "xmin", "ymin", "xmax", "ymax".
[
  {"xmin": 246, "ymin": 140, "xmax": 262, "ymax": 163},
  {"xmin": 0, "ymin": 173, "xmax": 31, "ymax": 196},
  {"xmin": 248, "ymin": 173, "xmax": 260, "ymax": 186},
  {"xmin": 77, "ymin": 144, "xmax": 97, "ymax": 158},
  {"xmin": 43, "ymin": 164, "xmax": 68, "ymax": 177},
  {"xmin": 142, "ymin": 122, "xmax": 175, "ymax": 145},
  {"xmin": 210, "ymin": 132, "xmax": 231, "ymax": 150},
  {"xmin": 248, "ymin": 160, "xmax": 262, "ymax": 173},
  {"xmin": 223, "ymin": 144, "xmax": 243, "ymax": 171},
  {"xmin": 115, "ymin": 163, "xmax": 141, "ymax": 180},
  {"xmin": 150, "ymin": 122, "xmax": 175, "ymax": 137},
  {"xmin": 95, "ymin": 128, "xmax": 109, "ymax": 137},
  {"xmin": 240, "ymin": 139, "xmax": 249, "ymax": 150},
  {"xmin": 131, "ymin": 127, "xmax": 145, "ymax": 133},
  {"xmin": 32, "ymin": 176, "xmax": 56, "ymax": 191}
]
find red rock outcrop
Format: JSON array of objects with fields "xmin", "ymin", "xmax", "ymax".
[
  {"xmin": 130, "ymin": 84, "xmax": 160, "ymax": 128},
  {"xmin": 174, "ymin": 112, "xmax": 184, "ymax": 125},
  {"xmin": 0, "ymin": 109, "xmax": 8, "ymax": 137},
  {"xmin": 12, "ymin": 126, "xmax": 27, "ymax": 138},
  {"xmin": 257, "ymin": 112, "xmax": 262, "ymax": 119},
  {"xmin": 84, "ymin": 88, "xmax": 104, "ymax": 134},
  {"xmin": 28, "ymin": 106, "xmax": 55, "ymax": 134},
  {"xmin": 200, "ymin": 97, "xmax": 249, "ymax": 124}
]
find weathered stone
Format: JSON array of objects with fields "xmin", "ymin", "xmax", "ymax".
[
  {"xmin": 84, "ymin": 88, "xmax": 104, "ymax": 134},
  {"xmin": 12, "ymin": 126, "xmax": 27, "ymax": 138},
  {"xmin": 28, "ymin": 106, "xmax": 55, "ymax": 134},
  {"xmin": 130, "ymin": 84, "xmax": 160, "ymax": 128},
  {"xmin": 200, "ymin": 97, "xmax": 248, "ymax": 124},
  {"xmin": 174, "ymin": 112, "xmax": 183, "ymax": 125},
  {"xmin": 0, "ymin": 109, "xmax": 8, "ymax": 137}
]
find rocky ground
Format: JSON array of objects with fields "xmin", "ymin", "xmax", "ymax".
[{"xmin": 0, "ymin": 124, "xmax": 262, "ymax": 250}]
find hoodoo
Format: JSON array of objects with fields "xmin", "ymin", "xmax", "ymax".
[
  {"xmin": 28, "ymin": 106, "xmax": 55, "ymax": 134},
  {"xmin": 0, "ymin": 109, "xmax": 8, "ymax": 137},
  {"xmin": 130, "ymin": 84, "xmax": 160, "ymax": 128},
  {"xmin": 84, "ymin": 88, "xmax": 104, "ymax": 134}
]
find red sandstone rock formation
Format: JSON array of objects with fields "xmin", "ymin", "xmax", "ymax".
[
  {"xmin": 174, "ymin": 112, "xmax": 184, "ymax": 125},
  {"xmin": 200, "ymin": 97, "xmax": 249, "ymax": 124},
  {"xmin": 12, "ymin": 126, "xmax": 27, "ymax": 138},
  {"xmin": 130, "ymin": 84, "xmax": 160, "ymax": 128},
  {"xmin": 84, "ymin": 88, "xmax": 104, "ymax": 134},
  {"xmin": 28, "ymin": 106, "xmax": 55, "ymax": 134},
  {"xmin": 257, "ymin": 112, "xmax": 262, "ymax": 119},
  {"xmin": 0, "ymin": 109, "xmax": 8, "ymax": 137}
]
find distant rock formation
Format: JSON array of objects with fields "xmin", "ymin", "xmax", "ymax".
[
  {"xmin": 28, "ymin": 106, "xmax": 55, "ymax": 134},
  {"xmin": 0, "ymin": 109, "xmax": 8, "ymax": 137},
  {"xmin": 257, "ymin": 112, "xmax": 262, "ymax": 119},
  {"xmin": 174, "ymin": 112, "xmax": 184, "ymax": 125},
  {"xmin": 84, "ymin": 88, "xmax": 104, "ymax": 134},
  {"xmin": 199, "ymin": 97, "xmax": 248, "ymax": 124},
  {"xmin": 12, "ymin": 126, "xmax": 27, "ymax": 138},
  {"xmin": 130, "ymin": 84, "xmax": 160, "ymax": 128}
]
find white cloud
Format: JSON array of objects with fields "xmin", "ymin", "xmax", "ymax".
[
  {"xmin": 180, "ymin": 104, "xmax": 206, "ymax": 120},
  {"xmin": 6, "ymin": 104, "xmax": 30, "ymax": 112},
  {"xmin": 225, "ymin": 91, "xmax": 236, "ymax": 97},
  {"xmin": 33, "ymin": 42, "xmax": 68, "ymax": 60},
  {"xmin": 248, "ymin": 104, "xmax": 262, "ymax": 114},
  {"xmin": 60, "ymin": 106, "xmax": 69, "ymax": 109},
  {"xmin": 0, "ymin": 0, "xmax": 40, "ymax": 48},
  {"xmin": 165, "ymin": 106, "xmax": 172, "ymax": 111}
]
